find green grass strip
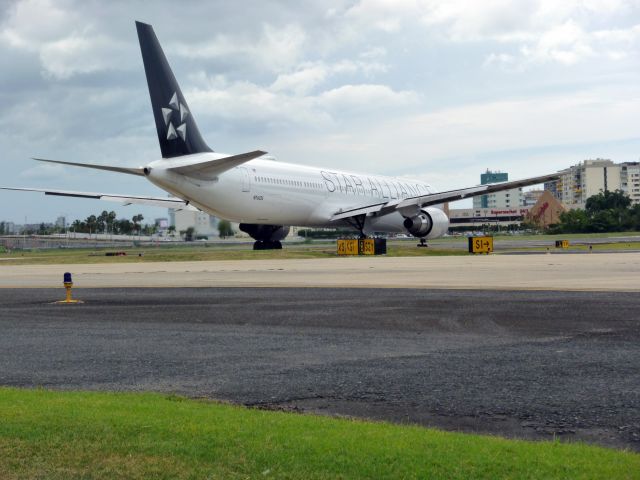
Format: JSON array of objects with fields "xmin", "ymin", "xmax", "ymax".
[{"xmin": 0, "ymin": 388, "xmax": 638, "ymax": 479}]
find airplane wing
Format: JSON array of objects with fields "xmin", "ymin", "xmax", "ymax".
[
  {"xmin": 0, "ymin": 187, "xmax": 197, "ymax": 210},
  {"xmin": 331, "ymin": 172, "xmax": 560, "ymax": 221}
]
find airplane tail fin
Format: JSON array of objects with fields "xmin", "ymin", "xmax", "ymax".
[{"xmin": 136, "ymin": 21, "xmax": 212, "ymax": 158}]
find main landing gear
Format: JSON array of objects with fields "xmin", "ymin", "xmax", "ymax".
[
  {"xmin": 417, "ymin": 238, "xmax": 428, "ymax": 248},
  {"xmin": 253, "ymin": 240, "xmax": 282, "ymax": 250},
  {"xmin": 343, "ymin": 214, "xmax": 368, "ymax": 239}
]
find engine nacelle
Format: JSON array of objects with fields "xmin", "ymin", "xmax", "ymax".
[
  {"xmin": 403, "ymin": 207, "xmax": 449, "ymax": 239},
  {"xmin": 239, "ymin": 223, "xmax": 290, "ymax": 242}
]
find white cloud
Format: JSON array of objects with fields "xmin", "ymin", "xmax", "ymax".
[
  {"xmin": 19, "ymin": 162, "xmax": 65, "ymax": 180},
  {"xmin": 319, "ymin": 84, "xmax": 418, "ymax": 112},
  {"xmin": 270, "ymin": 64, "xmax": 330, "ymax": 95},
  {"xmin": 173, "ymin": 24, "xmax": 307, "ymax": 73},
  {"xmin": 270, "ymin": 59, "xmax": 388, "ymax": 95},
  {"xmin": 1, "ymin": 0, "xmax": 129, "ymax": 78},
  {"xmin": 39, "ymin": 33, "xmax": 127, "ymax": 79},
  {"xmin": 342, "ymin": 0, "xmax": 640, "ymax": 68},
  {"xmin": 521, "ymin": 20, "xmax": 594, "ymax": 65},
  {"xmin": 1, "ymin": 0, "xmax": 76, "ymax": 48},
  {"xmin": 188, "ymin": 77, "xmax": 418, "ymax": 131},
  {"xmin": 347, "ymin": 86, "xmax": 640, "ymax": 178}
]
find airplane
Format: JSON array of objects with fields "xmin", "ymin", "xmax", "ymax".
[{"xmin": 2, "ymin": 21, "xmax": 559, "ymax": 250}]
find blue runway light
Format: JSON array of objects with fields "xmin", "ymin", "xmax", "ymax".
[{"xmin": 56, "ymin": 271, "xmax": 82, "ymax": 304}]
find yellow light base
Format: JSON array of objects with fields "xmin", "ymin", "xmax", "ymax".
[{"xmin": 53, "ymin": 285, "xmax": 84, "ymax": 304}]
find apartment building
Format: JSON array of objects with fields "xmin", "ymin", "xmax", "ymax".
[{"xmin": 545, "ymin": 159, "xmax": 639, "ymax": 208}]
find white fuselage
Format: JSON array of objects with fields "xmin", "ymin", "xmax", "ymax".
[{"xmin": 145, "ymin": 153, "xmax": 437, "ymax": 233}]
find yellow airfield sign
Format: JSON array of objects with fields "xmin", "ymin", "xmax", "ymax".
[
  {"xmin": 337, "ymin": 239, "xmax": 359, "ymax": 255},
  {"xmin": 337, "ymin": 238, "xmax": 387, "ymax": 256},
  {"xmin": 468, "ymin": 236, "xmax": 493, "ymax": 254}
]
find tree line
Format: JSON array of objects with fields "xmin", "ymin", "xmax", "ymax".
[
  {"xmin": 549, "ymin": 190, "xmax": 640, "ymax": 233},
  {"xmin": 2, "ymin": 210, "xmax": 236, "ymax": 240},
  {"xmin": 2, "ymin": 211, "xmax": 155, "ymax": 236},
  {"xmin": 69, "ymin": 211, "xmax": 154, "ymax": 235}
]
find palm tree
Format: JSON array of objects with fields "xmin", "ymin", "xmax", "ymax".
[{"xmin": 132, "ymin": 214, "xmax": 144, "ymax": 237}]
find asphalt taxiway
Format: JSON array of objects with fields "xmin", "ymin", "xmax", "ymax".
[{"xmin": 1, "ymin": 286, "xmax": 638, "ymax": 451}]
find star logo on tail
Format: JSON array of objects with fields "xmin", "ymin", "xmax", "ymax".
[{"xmin": 162, "ymin": 92, "xmax": 189, "ymax": 141}]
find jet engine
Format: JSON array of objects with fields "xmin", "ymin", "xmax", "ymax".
[
  {"xmin": 239, "ymin": 223, "xmax": 290, "ymax": 250},
  {"xmin": 402, "ymin": 207, "xmax": 449, "ymax": 239}
]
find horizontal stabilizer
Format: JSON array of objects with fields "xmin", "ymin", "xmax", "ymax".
[
  {"xmin": 0, "ymin": 187, "xmax": 197, "ymax": 210},
  {"xmin": 168, "ymin": 150, "xmax": 267, "ymax": 180},
  {"xmin": 32, "ymin": 158, "xmax": 145, "ymax": 176}
]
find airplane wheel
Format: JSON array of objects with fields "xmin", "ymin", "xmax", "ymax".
[{"xmin": 253, "ymin": 241, "xmax": 282, "ymax": 250}]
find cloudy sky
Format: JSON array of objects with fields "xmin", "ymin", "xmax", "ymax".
[{"xmin": 1, "ymin": 0, "xmax": 639, "ymax": 224}]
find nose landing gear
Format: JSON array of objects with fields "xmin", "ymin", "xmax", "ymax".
[{"xmin": 417, "ymin": 238, "xmax": 428, "ymax": 247}]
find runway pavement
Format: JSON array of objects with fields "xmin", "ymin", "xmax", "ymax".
[
  {"xmin": 0, "ymin": 287, "xmax": 638, "ymax": 451},
  {"xmin": 1, "ymin": 252, "xmax": 639, "ymax": 290}
]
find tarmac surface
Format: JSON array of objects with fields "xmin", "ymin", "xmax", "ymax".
[
  {"xmin": 1, "ymin": 252, "xmax": 640, "ymax": 290},
  {"xmin": 1, "ymin": 287, "xmax": 638, "ymax": 451}
]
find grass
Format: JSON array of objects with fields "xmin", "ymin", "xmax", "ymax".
[
  {"xmin": 0, "ymin": 388, "xmax": 637, "ymax": 479},
  {"xmin": 1, "ymin": 231, "xmax": 640, "ymax": 265},
  {"xmin": 0, "ymin": 242, "xmax": 465, "ymax": 265}
]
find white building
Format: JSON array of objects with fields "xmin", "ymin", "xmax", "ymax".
[
  {"xmin": 544, "ymin": 159, "xmax": 640, "ymax": 208},
  {"xmin": 449, "ymin": 206, "xmax": 531, "ymax": 228},
  {"xmin": 168, "ymin": 209, "xmax": 218, "ymax": 239},
  {"xmin": 620, "ymin": 162, "xmax": 640, "ymax": 205},
  {"xmin": 472, "ymin": 170, "xmax": 523, "ymax": 209},
  {"xmin": 522, "ymin": 189, "xmax": 544, "ymax": 207},
  {"xmin": 1, "ymin": 222, "xmax": 16, "ymax": 234}
]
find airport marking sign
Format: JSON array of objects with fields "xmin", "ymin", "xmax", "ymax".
[{"xmin": 468, "ymin": 236, "xmax": 493, "ymax": 254}]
